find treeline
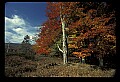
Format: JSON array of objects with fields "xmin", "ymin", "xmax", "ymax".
[
  {"xmin": 5, "ymin": 35, "xmax": 36, "ymax": 60},
  {"xmin": 33, "ymin": 2, "xmax": 116, "ymax": 67}
]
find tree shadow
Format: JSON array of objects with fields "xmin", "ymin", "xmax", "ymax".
[
  {"xmin": 113, "ymin": 55, "xmax": 120, "ymax": 79},
  {"xmin": 114, "ymin": 66, "xmax": 120, "ymax": 78}
]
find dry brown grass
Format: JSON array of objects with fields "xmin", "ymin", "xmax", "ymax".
[
  {"xmin": 5, "ymin": 56, "xmax": 116, "ymax": 77},
  {"xmin": 5, "ymin": 56, "xmax": 37, "ymax": 77},
  {"xmin": 21, "ymin": 57, "xmax": 115, "ymax": 77}
]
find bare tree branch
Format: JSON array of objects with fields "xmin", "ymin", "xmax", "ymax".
[{"xmin": 57, "ymin": 44, "xmax": 64, "ymax": 53}]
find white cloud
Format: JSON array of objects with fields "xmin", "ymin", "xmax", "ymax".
[
  {"xmin": 5, "ymin": 15, "xmax": 39, "ymax": 44},
  {"xmin": 13, "ymin": 28, "xmax": 22, "ymax": 32},
  {"xmin": 5, "ymin": 31, "xmax": 23, "ymax": 43},
  {"xmin": 11, "ymin": 15, "xmax": 26, "ymax": 25},
  {"xmin": 5, "ymin": 15, "xmax": 25, "ymax": 30}
]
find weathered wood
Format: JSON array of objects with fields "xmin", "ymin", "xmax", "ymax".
[{"xmin": 57, "ymin": 5, "xmax": 67, "ymax": 64}]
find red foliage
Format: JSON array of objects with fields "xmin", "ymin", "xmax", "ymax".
[
  {"xmin": 35, "ymin": 2, "xmax": 62, "ymax": 55},
  {"xmin": 35, "ymin": 2, "xmax": 116, "ymax": 58},
  {"xmin": 65, "ymin": 2, "xmax": 116, "ymax": 58}
]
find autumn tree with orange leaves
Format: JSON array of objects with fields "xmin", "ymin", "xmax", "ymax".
[
  {"xmin": 34, "ymin": 2, "xmax": 62, "ymax": 55},
  {"xmin": 65, "ymin": 2, "xmax": 116, "ymax": 66},
  {"xmin": 35, "ymin": 2, "xmax": 116, "ymax": 66}
]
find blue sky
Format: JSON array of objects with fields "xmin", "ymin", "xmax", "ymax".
[{"xmin": 5, "ymin": 2, "xmax": 47, "ymax": 44}]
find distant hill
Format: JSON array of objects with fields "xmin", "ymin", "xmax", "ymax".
[
  {"xmin": 5, "ymin": 43, "xmax": 36, "ymax": 56},
  {"xmin": 5, "ymin": 43, "xmax": 21, "ymax": 49}
]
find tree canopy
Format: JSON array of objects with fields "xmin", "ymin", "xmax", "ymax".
[{"xmin": 34, "ymin": 2, "xmax": 116, "ymax": 61}]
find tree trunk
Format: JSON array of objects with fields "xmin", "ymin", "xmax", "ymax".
[
  {"xmin": 57, "ymin": 20, "xmax": 67, "ymax": 64},
  {"xmin": 58, "ymin": 5, "xmax": 67, "ymax": 64},
  {"xmin": 7, "ymin": 42, "xmax": 10, "ymax": 53},
  {"xmin": 61, "ymin": 17, "xmax": 67, "ymax": 64},
  {"xmin": 99, "ymin": 57, "xmax": 104, "ymax": 67},
  {"xmin": 82, "ymin": 57, "xmax": 85, "ymax": 64},
  {"xmin": 79, "ymin": 57, "xmax": 82, "ymax": 63}
]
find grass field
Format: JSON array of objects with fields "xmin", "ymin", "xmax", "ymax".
[{"xmin": 5, "ymin": 55, "xmax": 116, "ymax": 77}]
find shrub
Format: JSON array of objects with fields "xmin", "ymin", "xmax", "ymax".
[{"xmin": 5, "ymin": 56, "xmax": 37, "ymax": 77}]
